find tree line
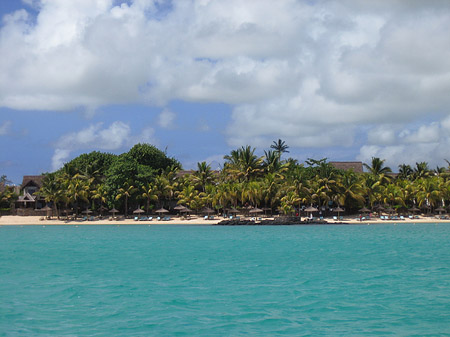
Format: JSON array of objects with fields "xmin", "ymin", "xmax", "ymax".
[{"xmin": 2, "ymin": 141, "xmax": 450, "ymax": 217}]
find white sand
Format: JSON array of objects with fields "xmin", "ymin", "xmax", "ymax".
[
  {"xmin": 0, "ymin": 215, "xmax": 220, "ymax": 226},
  {"xmin": 0, "ymin": 215, "xmax": 448, "ymax": 226}
]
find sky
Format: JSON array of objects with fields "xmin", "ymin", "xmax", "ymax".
[{"xmin": 1, "ymin": 0, "xmax": 450, "ymax": 184}]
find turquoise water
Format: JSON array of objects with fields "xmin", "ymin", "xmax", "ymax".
[{"xmin": 1, "ymin": 224, "xmax": 449, "ymax": 336}]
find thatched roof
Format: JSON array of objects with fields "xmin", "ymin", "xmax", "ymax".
[
  {"xmin": 21, "ymin": 175, "xmax": 44, "ymax": 189},
  {"xmin": 330, "ymin": 161, "xmax": 364, "ymax": 173}
]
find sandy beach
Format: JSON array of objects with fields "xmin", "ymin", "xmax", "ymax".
[{"xmin": 1, "ymin": 215, "xmax": 449, "ymax": 226}]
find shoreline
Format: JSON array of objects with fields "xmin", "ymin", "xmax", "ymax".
[{"xmin": 1, "ymin": 215, "xmax": 450, "ymax": 226}]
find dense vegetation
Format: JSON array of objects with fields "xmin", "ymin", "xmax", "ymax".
[{"xmin": 2, "ymin": 141, "xmax": 450, "ymax": 218}]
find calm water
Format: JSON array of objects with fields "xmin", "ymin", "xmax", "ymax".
[{"xmin": 0, "ymin": 224, "xmax": 449, "ymax": 336}]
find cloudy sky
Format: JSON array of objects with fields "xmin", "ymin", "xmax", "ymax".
[{"xmin": 1, "ymin": 0, "xmax": 450, "ymax": 184}]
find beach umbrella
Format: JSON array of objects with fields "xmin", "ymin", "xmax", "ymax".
[
  {"xmin": 40, "ymin": 205, "xmax": 52, "ymax": 218},
  {"xmin": 435, "ymin": 207, "xmax": 446, "ymax": 215},
  {"xmin": 155, "ymin": 208, "xmax": 169, "ymax": 214},
  {"xmin": 304, "ymin": 206, "xmax": 318, "ymax": 219},
  {"xmin": 202, "ymin": 207, "xmax": 214, "ymax": 214},
  {"xmin": 334, "ymin": 206, "xmax": 344, "ymax": 212},
  {"xmin": 98, "ymin": 205, "xmax": 108, "ymax": 216},
  {"xmin": 385, "ymin": 207, "xmax": 395, "ymax": 214},
  {"xmin": 408, "ymin": 206, "xmax": 419, "ymax": 213},
  {"xmin": 133, "ymin": 208, "xmax": 145, "ymax": 214},
  {"xmin": 249, "ymin": 207, "xmax": 263, "ymax": 214},
  {"xmin": 174, "ymin": 205, "xmax": 186, "ymax": 216},
  {"xmin": 82, "ymin": 209, "xmax": 93, "ymax": 214},
  {"xmin": 334, "ymin": 206, "xmax": 344, "ymax": 219},
  {"xmin": 182, "ymin": 207, "xmax": 192, "ymax": 213},
  {"xmin": 359, "ymin": 207, "xmax": 370, "ymax": 213},
  {"xmin": 227, "ymin": 208, "xmax": 239, "ymax": 213},
  {"xmin": 109, "ymin": 208, "xmax": 119, "ymax": 218}
]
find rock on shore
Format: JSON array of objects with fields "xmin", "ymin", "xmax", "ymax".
[{"xmin": 215, "ymin": 216, "xmax": 331, "ymax": 226}]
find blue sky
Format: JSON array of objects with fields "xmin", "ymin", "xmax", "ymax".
[{"xmin": 1, "ymin": 0, "xmax": 450, "ymax": 184}]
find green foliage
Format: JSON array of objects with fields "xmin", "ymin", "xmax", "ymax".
[
  {"xmin": 34, "ymin": 142, "xmax": 450, "ymax": 218},
  {"xmin": 128, "ymin": 143, "xmax": 181, "ymax": 173},
  {"xmin": 60, "ymin": 151, "xmax": 116, "ymax": 179}
]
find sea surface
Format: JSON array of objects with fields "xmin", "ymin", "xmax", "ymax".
[{"xmin": 0, "ymin": 223, "xmax": 449, "ymax": 336}]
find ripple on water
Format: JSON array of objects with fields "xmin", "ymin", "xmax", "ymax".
[{"xmin": 0, "ymin": 224, "xmax": 449, "ymax": 336}]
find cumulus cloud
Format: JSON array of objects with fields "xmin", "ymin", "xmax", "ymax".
[
  {"xmin": 51, "ymin": 121, "xmax": 156, "ymax": 170},
  {"xmin": 2, "ymin": 1, "xmax": 450, "ymax": 166},
  {"xmin": 357, "ymin": 119, "xmax": 450, "ymax": 169},
  {"xmin": 157, "ymin": 108, "xmax": 176, "ymax": 129},
  {"xmin": 0, "ymin": 121, "xmax": 11, "ymax": 135}
]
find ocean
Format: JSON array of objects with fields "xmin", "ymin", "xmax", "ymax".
[{"xmin": 0, "ymin": 224, "xmax": 449, "ymax": 336}]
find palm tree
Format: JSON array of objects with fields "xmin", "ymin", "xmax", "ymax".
[
  {"xmin": 40, "ymin": 174, "xmax": 64, "ymax": 218},
  {"xmin": 141, "ymin": 183, "xmax": 158, "ymax": 215},
  {"xmin": 115, "ymin": 182, "xmax": 136, "ymax": 217},
  {"xmin": 91, "ymin": 183, "xmax": 108, "ymax": 215},
  {"xmin": 153, "ymin": 175, "xmax": 173, "ymax": 207},
  {"xmin": 398, "ymin": 164, "xmax": 413, "ymax": 180},
  {"xmin": 67, "ymin": 174, "xmax": 90, "ymax": 217},
  {"xmin": 223, "ymin": 145, "xmax": 263, "ymax": 182},
  {"xmin": 413, "ymin": 162, "xmax": 431, "ymax": 180},
  {"xmin": 176, "ymin": 184, "xmax": 200, "ymax": 210},
  {"xmin": 415, "ymin": 177, "xmax": 441, "ymax": 212},
  {"xmin": 363, "ymin": 157, "xmax": 392, "ymax": 175},
  {"xmin": 334, "ymin": 170, "xmax": 365, "ymax": 210},
  {"xmin": 270, "ymin": 139, "xmax": 289, "ymax": 156},
  {"xmin": 192, "ymin": 161, "xmax": 215, "ymax": 192}
]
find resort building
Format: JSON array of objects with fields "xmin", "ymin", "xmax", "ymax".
[
  {"xmin": 15, "ymin": 175, "xmax": 46, "ymax": 215},
  {"xmin": 330, "ymin": 161, "xmax": 364, "ymax": 173}
]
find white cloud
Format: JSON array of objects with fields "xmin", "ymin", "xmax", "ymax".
[
  {"xmin": 357, "ymin": 120, "xmax": 450, "ymax": 169},
  {"xmin": 0, "ymin": 121, "xmax": 12, "ymax": 135},
  {"xmin": 157, "ymin": 108, "xmax": 176, "ymax": 129},
  {"xmin": 1, "ymin": 1, "xmax": 450, "ymax": 164},
  {"xmin": 51, "ymin": 121, "xmax": 156, "ymax": 170}
]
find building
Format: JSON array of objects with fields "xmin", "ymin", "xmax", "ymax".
[
  {"xmin": 15, "ymin": 175, "xmax": 46, "ymax": 214},
  {"xmin": 329, "ymin": 161, "xmax": 364, "ymax": 173}
]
